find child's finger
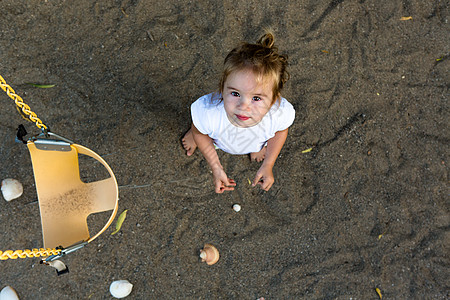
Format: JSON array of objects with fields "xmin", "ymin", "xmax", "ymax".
[
  {"xmin": 222, "ymin": 185, "xmax": 235, "ymax": 191},
  {"xmin": 252, "ymin": 174, "xmax": 262, "ymax": 187},
  {"xmin": 215, "ymin": 180, "xmax": 235, "ymax": 193},
  {"xmin": 218, "ymin": 184, "xmax": 234, "ymax": 192},
  {"xmin": 261, "ymin": 179, "xmax": 274, "ymax": 191},
  {"xmin": 259, "ymin": 181, "xmax": 267, "ymax": 190},
  {"xmin": 262, "ymin": 182, "xmax": 271, "ymax": 191},
  {"xmin": 227, "ymin": 178, "xmax": 237, "ymax": 186}
]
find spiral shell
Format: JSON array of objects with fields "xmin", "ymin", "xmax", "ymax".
[{"xmin": 199, "ymin": 244, "xmax": 220, "ymax": 265}]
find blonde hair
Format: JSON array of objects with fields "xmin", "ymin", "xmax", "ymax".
[{"xmin": 218, "ymin": 32, "xmax": 289, "ymax": 106}]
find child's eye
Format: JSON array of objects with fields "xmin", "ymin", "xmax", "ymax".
[
  {"xmin": 252, "ymin": 96, "xmax": 262, "ymax": 101},
  {"xmin": 231, "ymin": 91, "xmax": 240, "ymax": 97}
]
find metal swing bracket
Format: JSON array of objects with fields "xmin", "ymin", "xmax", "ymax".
[{"xmin": 43, "ymin": 241, "xmax": 89, "ymax": 262}]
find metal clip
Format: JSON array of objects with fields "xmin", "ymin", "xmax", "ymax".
[
  {"xmin": 32, "ymin": 131, "xmax": 75, "ymax": 151},
  {"xmin": 44, "ymin": 241, "xmax": 88, "ymax": 262},
  {"xmin": 41, "ymin": 127, "xmax": 50, "ymax": 138},
  {"xmin": 34, "ymin": 139, "xmax": 72, "ymax": 151}
]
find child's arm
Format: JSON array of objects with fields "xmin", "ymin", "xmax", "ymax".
[
  {"xmin": 191, "ymin": 124, "xmax": 236, "ymax": 193},
  {"xmin": 252, "ymin": 128, "xmax": 289, "ymax": 191}
]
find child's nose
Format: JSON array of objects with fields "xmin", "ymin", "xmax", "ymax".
[{"xmin": 239, "ymin": 97, "xmax": 251, "ymax": 110}]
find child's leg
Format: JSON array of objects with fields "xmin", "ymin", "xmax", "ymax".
[
  {"xmin": 182, "ymin": 125, "xmax": 197, "ymax": 156},
  {"xmin": 250, "ymin": 146, "xmax": 267, "ymax": 162}
]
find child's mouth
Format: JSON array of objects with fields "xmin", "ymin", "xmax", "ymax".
[{"xmin": 236, "ymin": 114, "xmax": 250, "ymax": 121}]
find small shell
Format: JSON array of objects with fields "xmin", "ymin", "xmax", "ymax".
[
  {"xmin": 1, "ymin": 179, "xmax": 23, "ymax": 201},
  {"xmin": 110, "ymin": 280, "xmax": 133, "ymax": 299},
  {"xmin": 232, "ymin": 204, "xmax": 241, "ymax": 212},
  {"xmin": 42, "ymin": 260, "xmax": 69, "ymax": 275},
  {"xmin": 0, "ymin": 286, "xmax": 19, "ymax": 300},
  {"xmin": 200, "ymin": 244, "xmax": 219, "ymax": 265},
  {"xmin": 47, "ymin": 260, "xmax": 67, "ymax": 272}
]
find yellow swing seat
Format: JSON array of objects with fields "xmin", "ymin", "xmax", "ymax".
[{"xmin": 27, "ymin": 133, "xmax": 118, "ymax": 250}]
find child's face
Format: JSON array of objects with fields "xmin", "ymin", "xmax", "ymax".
[{"xmin": 223, "ymin": 69, "xmax": 275, "ymax": 128}]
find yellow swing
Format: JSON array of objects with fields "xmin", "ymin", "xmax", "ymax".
[{"xmin": 0, "ymin": 75, "xmax": 119, "ymax": 265}]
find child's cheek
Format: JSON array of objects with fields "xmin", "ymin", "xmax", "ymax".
[{"xmin": 256, "ymin": 103, "xmax": 270, "ymax": 115}]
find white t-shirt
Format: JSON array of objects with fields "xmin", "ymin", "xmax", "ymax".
[{"xmin": 191, "ymin": 93, "xmax": 295, "ymax": 154}]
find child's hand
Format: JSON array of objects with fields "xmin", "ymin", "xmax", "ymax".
[
  {"xmin": 252, "ymin": 165, "xmax": 274, "ymax": 191},
  {"xmin": 212, "ymin": 166, "xmax": 236, "ymax": 193}
]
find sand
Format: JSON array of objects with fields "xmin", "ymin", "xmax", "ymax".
[{"xmin": 0, "ymin": 0, "xmax": 448, "ymax": 299}]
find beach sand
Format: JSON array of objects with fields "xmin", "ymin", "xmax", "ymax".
[{"xmin": 0, "ymin": 0, "xmax": 448, "ymax": 298}]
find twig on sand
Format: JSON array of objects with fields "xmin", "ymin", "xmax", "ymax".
[
  {"xmin": 146, "ymin": 30, "xmax": 155, "ymax": 41},
  {"xmin": 120, "ymin": 7, "xmax": 128, "ymax": 17}
]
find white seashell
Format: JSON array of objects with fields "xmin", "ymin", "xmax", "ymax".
[
  {"xmin": 109, "ymin": 280, "xmax": 133, "ymax": 299},
  {"xmin": 1, "ymin": 179, "xmax": 23, "ymax": 201},
  {"xmin": 232, "ymin": 204, "xmax": 241, "ymax": 212},
  {"xmin": 45, "ymin": 260, "xmax": 69, "ymax": 275},
  {"xmin": 47, "ymin": 260, "xmax": 67, "ymax": 272},
  {"xmin": 0, "ymin": 286, "xmax": 19, "ymax": 300}
]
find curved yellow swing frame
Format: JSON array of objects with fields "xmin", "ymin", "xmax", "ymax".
[{"xmin": 0, "ymin": 75, "xmax": 119, "ymax": 262}]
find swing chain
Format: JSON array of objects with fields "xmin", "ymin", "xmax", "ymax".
[
  {"xmin": 0, "ymin": 75, "xmax": 48, "ymax": 131},
  {"xmin": 0, "ymin": 248, "xmax": 61, "ymax": 260}
]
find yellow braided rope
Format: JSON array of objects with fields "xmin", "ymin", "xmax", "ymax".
[
  {"xmin": 0, "ymin": 75, "xmax": 56, "ymax": 260},
  {"xmin": 0, "ymin": 248, "xmax": 61, "ymax": 260},
  {"xmin": 0, "ymin": 74, "xmax": 48, "ymax": 130}
]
